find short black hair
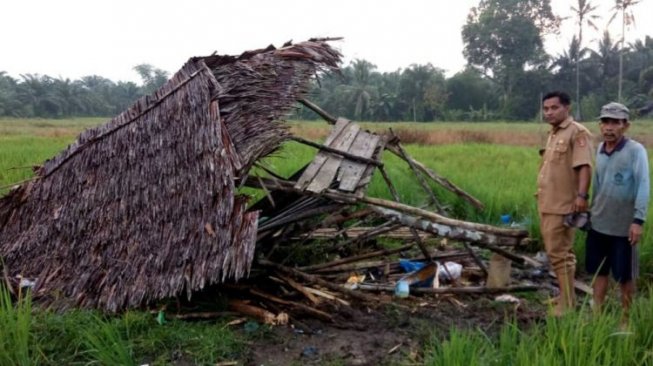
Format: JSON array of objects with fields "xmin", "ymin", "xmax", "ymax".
[{"xmin": 543, "ymin": 91, "xmax": 571, "ymax": 106}]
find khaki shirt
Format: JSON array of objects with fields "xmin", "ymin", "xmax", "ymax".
[{"xmin": 537, "ymin": 117, "xmax": 593, "ymax": 214}]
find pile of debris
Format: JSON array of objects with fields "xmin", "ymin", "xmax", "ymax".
[{"xmin": 0, "ymin": 39, "xmax": 584, "ymax": 324}]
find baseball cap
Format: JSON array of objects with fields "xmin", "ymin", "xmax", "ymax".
[{"xmin": 599, "ymin": 102, "xmax": 629, "ymax": 120}]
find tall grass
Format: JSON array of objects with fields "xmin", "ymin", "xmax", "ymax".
[
  {"xmin": 0, "ymin": 287, "xmax": 33, "ymax": 366},
  {"xmin": 426, "ymin": 289, "xmax": 653, "ymax": 365}
]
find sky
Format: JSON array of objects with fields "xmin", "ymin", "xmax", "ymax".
[{"xmin": 2, "ymin": 0, "xmax": 653, "ymax": 84}]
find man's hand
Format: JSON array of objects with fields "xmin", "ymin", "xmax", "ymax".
[
  {"xmin": 629, "ymin": 223, "xmax": 643, "ymax": 245},
  {"xmin": 572, "ymin": 196, "xmax": 588, "ymax": 212}
]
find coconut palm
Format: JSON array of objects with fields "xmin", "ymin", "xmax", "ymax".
[
  {"xmin": 608, "ymin": 0, "xmax": 641, "ymax": 101},
  {"xmin": 570, "ymin": 0, "xmax": 600, "ymax": 119},
  {"xmin": 347, "ymin": 59, "xmax": 377, "ymax": 120}
]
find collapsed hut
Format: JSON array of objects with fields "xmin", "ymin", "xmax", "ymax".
[
  {"xmin": 0, "ymin": 39, "xmax": 341, "ymax": 312},
  {"xmin": 1, "ymin": 39, "xmax": 568, "ymax": 320}
]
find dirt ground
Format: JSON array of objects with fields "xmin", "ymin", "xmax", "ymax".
[{"xmin": 242, "ymin": 291, "xmax": 549, "ymax": 366}]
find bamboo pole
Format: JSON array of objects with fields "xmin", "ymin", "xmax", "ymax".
[
  {"xmin": 300, "ymin": 243, "xmax": 414, "ymax": 272},
  {"xmin": 289, "ymin": 136, "xmax": 383, "ymax": 167},
  {"xmin": 357, "ymin": 283, "xmax": 539, "ymax": 294},
  {"xmin": 257, "ymin": 259, "xmax": 378, "ymax": 303},
  {"xmin": 388, "ymin": 129, "xmax": 443, "ymax": 212},
  {"xmin": 385, "ymin": 143, "xmax": 485, "ymax": 210}
]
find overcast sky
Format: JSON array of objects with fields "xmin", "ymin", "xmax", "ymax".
[{"xmin": 2, "ymin": 0, "xmax": 652, "ymax": 84}]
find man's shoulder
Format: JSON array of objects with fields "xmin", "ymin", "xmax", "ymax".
[
  {"xmin": 626, "ymin": 139, "xmax": 648, "ymax": 154},
  {"xmin": 570, "ymin": 121, "xmax": 592, "ymax": 136}
]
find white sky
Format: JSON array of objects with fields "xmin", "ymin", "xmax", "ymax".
[{"xmin": 2, "ymin": 0, "xmax": 652, "ymax": 84}]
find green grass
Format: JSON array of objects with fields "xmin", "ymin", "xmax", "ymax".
[
  {"xmin": 0, "ymin": 298, "xmax": 246, "ymax": 365},
  {"xmin": 3, "ymin": 118, "xmax": 653, "ymax": 364},
  {"xmin": 425, "ymin": 289, "xmax": 653, "ymax": 366},
  {"xmin": 0, "ymin": 287, "xmax": 33, "ymax": 366}
]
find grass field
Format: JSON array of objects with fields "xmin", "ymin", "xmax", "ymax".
[{"xmin": 2, "ymin": 117, "xmax": 653, "ymax": 364}]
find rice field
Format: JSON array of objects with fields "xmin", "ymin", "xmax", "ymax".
[{"xmin": 2, "ymin": 117, "xmax": 653, "ymax": 365}]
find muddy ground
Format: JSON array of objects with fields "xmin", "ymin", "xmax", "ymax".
[{"xmin": 241, "ymin": 290, "xmax": 550, "ymax": 366}]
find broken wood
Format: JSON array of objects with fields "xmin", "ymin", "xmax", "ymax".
[
  {"xmin": 289, "ymin": 135, "xmax": 383, "ymax": 168},
  {"xmin": 378, "ymin": 165, "xmax": 434, "ymax": 260},
  {"xmin": 228, "ymin": 299, "xmax": 283, "ymax": 325},
  {"xmin": 332, "ymin": 221, "xmax": 404, "ymax": 250},
  {"xmin": 463, "ymin": 242, "xmax": 488, "ymax": 277},
  {"xmin": 169, "ymin": 311, "xmax": 237, "ymax": 320},
  {"xmin": 249, "ymin": 289, "xmax": 333, "ymax": 322},
  {"xmin": 385, "ymin": 142, "xmax": 485, "ymax": 210},
  {"xmin": 303, "ymin": 287, "xmax": 351, "ymax": 306},
  {"xmin": 357, "ymin": 283, "xmax": 540, "ymax": 294},
  {"xmin": 274, "ymin": 273, "xmax": 320, "ymax": 305},
  {"xmin": 300, "ymin": 243, "xmax": 414, "ymax": 272},
  {"xmin": 300, "ymin": 226, "xmax": 429, "ymax": 239},
  {"xmin": 371, "ymin": 206, "xmax": 527, "ymax": 247},
  {"xmin": 299, "ymin": 98, "xmax": 337, "ymax": 125},
  {"xmin": 387, "ymin": 129, "xmax": 443, "ymax": 212},
  {"xmin": 258, "ymin": 259, "xmax": 378, "ymax": 303}
]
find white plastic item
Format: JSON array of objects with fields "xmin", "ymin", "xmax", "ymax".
[{"xmin": 437, "ymin": 261, "xmax": 462, "ymax": 281}]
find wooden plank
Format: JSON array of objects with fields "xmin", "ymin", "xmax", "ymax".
[
  {"xmin": 305, "ymin": 124, "xmax": 361, "ymax": 193},
  {"xmin": 339, "ymin": 132, "xmax": 381, "ymax": 192},
  {"xmin": 354, "ymin": 138, "xmax": 386, "ymax": 196},
  {"xmin": 295, "ymin": 118, "xmax": 350, "ymax": 190}
]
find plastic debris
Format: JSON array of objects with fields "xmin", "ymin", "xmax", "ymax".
[
  {"xmin": 394, "ymin": 280, "xmax": 409, "ymax": 298},
  {"xmin": 494, "ymin": 294, "xmax": 520, "ymax": 303}
]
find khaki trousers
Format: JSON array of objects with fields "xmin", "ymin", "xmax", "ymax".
[{"xmin": 539, "ymin": 213, "xmax": 576, "ymax": 272}]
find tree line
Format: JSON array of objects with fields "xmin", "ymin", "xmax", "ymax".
[
  {"xmin": 0, "ymin": 65, "xmax": 168, "ymax": 119},
  {"xmin": 1, "ymin": 0, "xmax": 652, "ymax": 122}
]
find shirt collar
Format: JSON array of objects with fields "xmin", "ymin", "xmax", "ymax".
[
  {"xmin": 551, "ymin": 117, "xmax": 573, "ymax": 133},
  {"xmin": 600, "ymin": 137, "xmax": 628, "ymax": 156}
]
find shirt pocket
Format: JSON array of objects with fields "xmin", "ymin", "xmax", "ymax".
[
  {"xmin": 612, "ymin": 170, "xmax": 632, "ymax": 186},
  {"xmin": 551, "ymin": 143, "xmax": 568, "ymax": 163}
]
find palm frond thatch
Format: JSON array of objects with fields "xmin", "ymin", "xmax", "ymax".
[{"xmin": 199, "ymin": 38, "xmax": 342, "ymax": 170}]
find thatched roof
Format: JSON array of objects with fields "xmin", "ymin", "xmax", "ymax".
[
  {"xmin": 0, "ymin": 39, "xmax": 342, "ymax": 312},
  {"xmin": 199, "ymin": 38, "xmax": 342, "ymax": 170}
]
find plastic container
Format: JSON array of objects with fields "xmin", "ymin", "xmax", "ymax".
[
  {"xmin": 437, "ymin": 261, "xmax": 463, "ymax": 281},
  {"xmin": 394, "ymin": 280, "xmax": 410, "ymax": 298}
]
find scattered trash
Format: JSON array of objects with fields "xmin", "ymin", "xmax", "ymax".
[
  {"xmin": 344, "ymin": 274, "xmax": 366, "ymax": 290},
  {"xmin": 244, "ymin": 321, "xmax": 260, "ymax": 333},
  {"xmin": 438, "ymin": 261, "xmax": 463, "ymax": 282},
  {"xmin": 301, "ymin": 346, "xmax": 319, "ymax": 359},
  {"xmin": 395, "ymin": 280, "xmax": 410, "ymax": 298},
  {"xmin": 534, "ymin": 251, "xmax": 549, "ymax": 265},
  {"xmin": 156, "ymin": 310, "xmax": 166, "ymax": 325},
  {"xmin": 16, "ymin": 276, "xmax": 36, "ymax": 289},
  {"xmin": 494, "ymin": 294, "xmax": 521, "ymax": 303}
]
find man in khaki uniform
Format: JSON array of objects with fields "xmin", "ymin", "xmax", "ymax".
[{"xmin": 537, "ymin": 91, "xmax": 593, "ymax": 316}]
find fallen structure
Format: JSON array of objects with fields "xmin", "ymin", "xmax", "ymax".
[
  {"xmin": 1, "ymin": 39, "xmax": 579, "ymax": 321},
  {"xmin": 0, "ymin": 39, "xmax": 341, "ymax": 311}
]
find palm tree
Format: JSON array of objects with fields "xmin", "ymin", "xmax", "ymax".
[
  {"xmin": 347, "ymin": 59, "xmax": 377, "ymax": 120},
  {"xmin": 570, "ymin": 0, "xmax": 600, "ymax": 119},
  {"xmin": 609, "ymin": 0, "xmax": 641, "ymax": 101}
]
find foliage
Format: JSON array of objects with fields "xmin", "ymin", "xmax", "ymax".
[
  {"xmin": 0, "ymin": 286, "xmax": 34, "ymax": 366},
  {"xmin": 2, "ymin": 23, "xmax": 653, "ymax": 122},
  {"xmin": 425, "ymin": 290, "xmax": 653, "ymax": 365}
]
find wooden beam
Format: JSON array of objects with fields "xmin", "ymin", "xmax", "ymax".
[
  {"xmin": 358, "ymin": 283, "xmax": 540, "ymax": 294},
  {"xmin": 289, "ymin": 135, "xmax": 383, "ymax": 167},
  {"xmin": 385, "ymin": 143, "xmax": 485, "ymax": 210},
  {"xmin": 300, "ymin": 243, "xmax": 414, "ymax": 272},
  {"xmin": 257, "ymin": 259, "xmax": 378, "ymax": 303}
]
